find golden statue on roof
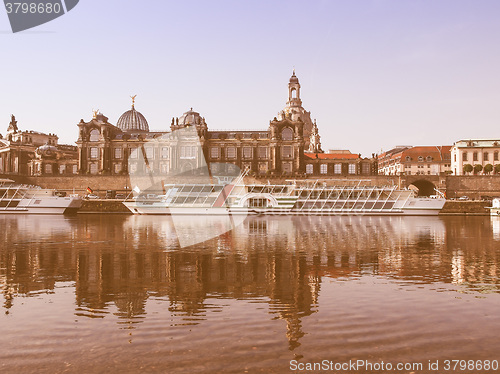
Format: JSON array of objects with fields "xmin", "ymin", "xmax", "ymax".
[
  {"xmin": 92, "ymin": 109, "xmax": 99, "ymax": 119},
  {"xmin": 131, "ymin": 95, "xmax": 137, "ymax": 108}
]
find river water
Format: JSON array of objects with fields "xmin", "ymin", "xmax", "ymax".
[{"xmin": 1, "ymin": 214, "xmax": 500, "ymax": 374}]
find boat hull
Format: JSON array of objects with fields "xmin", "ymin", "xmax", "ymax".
[
  {"xmin": 0, "ymin": 196, "xmax": 82, "ymax": 214},
  {"xmin": 123, "ymin": 200, "xmax": 445, "ymax": 216},
  {"xmin": 123, "ymin": 203, "xmax": 253, "ymax": 216}
]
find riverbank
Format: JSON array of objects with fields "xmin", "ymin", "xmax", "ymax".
[
  {"xmin": 78, "ymin": 199, "xmax": 132, "ymax": 214},
  {"xmin": 439, "ymin": 200, "xmax": 490, "ymax": 215},
  {"xmin": 77, "ymin": 199, "xmax": 492, "ymax": 215}
]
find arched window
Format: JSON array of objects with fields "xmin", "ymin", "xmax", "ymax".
[
  {"xmin": 426, "ymin": 156, "xmax": 433, "ymax": 162},
  {"xmin": 281, "ymin": 127, "xmax": 293, "ymax": 141},
  {"xmin": 291, "ymin": 88, "xmax": 297, "ymax": 99},
  {"xmin": 405, "ymin": 156, "xmax": 411, "ymax": 161},
  {"xmin": 89, "ymin": 129, "xmax": 100, "ymax": 142},
  {"xmin": 418, "ymin": 156, "xmax": 423, "ymax": 162}
]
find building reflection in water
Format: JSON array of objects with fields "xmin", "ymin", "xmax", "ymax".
[{"xmin": 1, "ymin": 214, "xmax": 500, "ymax": 349}]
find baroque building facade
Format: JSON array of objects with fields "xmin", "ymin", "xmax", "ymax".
[
  {"xmin": 76, "ymin": 105, "xmax": 306, "ymax": 178},
  {"xmin": 1, "ymin": 72, "xmax": 377, "ymax": 180},
  {"xmin": 76, "ymin": 72, "xmax": 377, "ymax": 179},
  {"xmin": 0, "ymin": 115, "xmax": 77, "ymax": 176}
]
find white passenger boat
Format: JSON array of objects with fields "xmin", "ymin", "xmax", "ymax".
[
  {"xmin": 0, "ymin": 179, "xmax": 82, "ymax": 214},
  {"xmin": 123, "ymin": 179, "xmax": 446, "ymax": 216}
]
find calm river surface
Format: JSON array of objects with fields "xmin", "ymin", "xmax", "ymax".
[{"xmin": 1, "ymin": 214, "xmax": 500, "ymax": 374}]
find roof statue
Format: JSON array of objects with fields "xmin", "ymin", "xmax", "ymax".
[
  {"xmin": 131, "ymin": 95, "xmax": 137, "ymax": 108},
  {"xmin": 7, "ymin": 114, "xmax": 19, "ymax": 134}
]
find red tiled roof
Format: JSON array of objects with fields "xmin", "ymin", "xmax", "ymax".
[
  {"xmin": 401, "ymin": 146, "xmax": 452, "ymax": 161},
  {"xmin": 305, "ymin": 153, "xmax": 359, "ymax": 160}
]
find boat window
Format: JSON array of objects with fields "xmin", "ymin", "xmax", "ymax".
[{"xmin": 248, "ymin": 198, "xmax": 268, "ymax": 208}]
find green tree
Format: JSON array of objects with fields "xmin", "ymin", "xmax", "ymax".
[
  {"xmin": 484, "ymin": 164, "xmax": 493, "ymax": 174},
  {"xmin": 463, "ymin": 164, "xmax": 473, "ymax": 174},
  {"xmin": 495, "ymin": 164, "xmax": 500, "ymax": 174},
  {"xmin": 474, "ymin": 164, "xmax": 483, "ymax": 174}
]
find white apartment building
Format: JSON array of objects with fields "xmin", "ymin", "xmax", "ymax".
[{"xmin": 451, "ymin": 139, "xmax": 500, "ymax": 175}]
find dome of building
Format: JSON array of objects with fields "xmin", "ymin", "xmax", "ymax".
[
  {"xmin": 178, "ymin": 108, "xmax": 203, "ymax": 126},
  {"xmin": 36, "ymin": 143, "xmax": 58, "ymax": 159},
  {"xmin": 289, "ymin": 70, "xmax": 299, "ymax": 83},
  {"xmin": 116, "ymin": 100, "xmax": 149, "ymax": 132}
]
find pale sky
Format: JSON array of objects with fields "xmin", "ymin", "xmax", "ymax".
[{"xmin": 1, "ymin": 0, "xmax": 500, "ymax": 157}]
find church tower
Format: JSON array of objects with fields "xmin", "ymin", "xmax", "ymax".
[
  {"xmin": 277, "ymin": 70, "xmax": 316, "ymax": 150},
  {"xmin": 287, "ymin": 70, "xmax": 302, "ymax": 108}
]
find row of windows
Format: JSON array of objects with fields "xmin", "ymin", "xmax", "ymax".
[
  {"xmin": 210, "ymin": 146, "xmax": 293, "ymax": 160},
  {"xmin": 461, "ymin": 151, "xmax": 499, "ymax": 162},
  {"xmin": 100, "ymin": 161, "xmax": 296, "ymax": 175},
  {"xmin": 36, "ymin": 164, "xmax": 78, "ymax": 174},
  {"xmin": 406, "ymin": 164, "xmax": 451, "ymax": 168},
  {"xmin": 90, "ymin": 146, "xmax": 183, "ymax": 161},
  {"xmin": 306, "ymin": 163, "xmax": 358, "ymax": 175},
  {"xmin": 210, "ymin": 132, "xmax": 269, "ymax": 140},
  {"xmin": 90, "ymin": 147, "xmax": 125, "ymax": 160},
  {"xmin": 89, "ymin": 144, "xmax": 297, "ymax": 162},
  {"xmin": 407, "ymin": 156, "xmax": 434, "ymax": 162},
  {"xmin": 88, "ymin": 127, "xmax": 295, "ymax": 143},
  {"xmin": 210, "ymin": 128, "xmax": 293, "ymax": 141},
  {"xmin": 89, "ymin": 162, "xmax": 126, "ymax": 174}
]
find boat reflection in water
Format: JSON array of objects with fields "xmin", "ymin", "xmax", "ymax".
[
  {"xmin": 491, "ymin": 216, "xmax": 500, "ymax": 240},
  {"xmin": 1, "ymin": 214, "xmax": 500, "ymax": 373}
]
